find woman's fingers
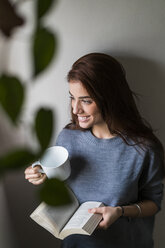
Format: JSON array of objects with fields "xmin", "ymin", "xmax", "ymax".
[
  {"xmin": 88, "ymin": 207, "xmax": 105, "ymax": 214},
  {"xmin": 24, "ymin": 165, "xmax": 47, "ymax": 185},
  {"xmin": 25, "ymin": 165, "xmax": 41, "ymax": 174},
  {"xmin": 28, "ymin": 174, "xmax": 47, "ymax": 185},
  {"xmin": 88, "ymin": 206, "xmax": 121, "ymax": 230},
  {"xmin": 25, "ymin": 172, "xmax": 42, "ymax": 179}
]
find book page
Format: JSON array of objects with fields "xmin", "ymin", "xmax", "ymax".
[
  {"xmin": 62, "ymin": 201, "xmax": 103, "ymax": 232},
  {"xmin": 30, "ymin": 188, "xmax": 79, "ymax": 236}
]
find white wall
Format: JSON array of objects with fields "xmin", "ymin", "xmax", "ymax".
[{"xmin": 1, "ymin": 0, "xmax": 165, "ymax": 247}]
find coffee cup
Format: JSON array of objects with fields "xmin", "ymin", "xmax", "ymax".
[{"xmin": 32, "ymin": 146, "xmax": 71, "ymax": 180}]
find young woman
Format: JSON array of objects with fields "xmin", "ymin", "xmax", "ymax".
[{"xmin": 25, "ymin": 53, "xmax": 164, "ymax": 248}]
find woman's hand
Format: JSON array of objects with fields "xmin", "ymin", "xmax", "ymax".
[
  {"xmin": 24, "ymin": 165, "xmax": 47, "ymax": 185},
  {"xmin": 88, "ymin": 206, "xmax": 122, "ymax": 230}
]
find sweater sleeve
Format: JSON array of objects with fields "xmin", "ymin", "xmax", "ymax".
[{"xmin": 138, "ymin": 147, "xmax": 164, "ymax": 210}]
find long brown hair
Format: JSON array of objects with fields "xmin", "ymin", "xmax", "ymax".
[{"xmin": 66, "ymin": 53, "xmax": 163, "ymax": 152}]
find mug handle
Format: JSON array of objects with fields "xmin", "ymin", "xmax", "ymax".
[{"xmin": 32, "ymin": 161, "xmax": 44, "ymax": 173}]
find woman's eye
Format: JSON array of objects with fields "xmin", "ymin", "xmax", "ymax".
[
  {"xmin": 82, "ymin": 100, "xmax": 92, "ymax": 104},
  {"xmin": 69, "ymin": 96, "xmax": 92, "ymax": 104}
]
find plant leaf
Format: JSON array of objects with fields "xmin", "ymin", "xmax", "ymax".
[
  {"xmin": 32, "ymin": 27, "xmax": 57, "ymax": 77},
  {"xmin": 0, "ymin": 74, "xmax": 24, "ymax": 124},
  {"xmin": 40, "ymin": 178, "xmax": 72, "ymax": 206},
  {"xmin": 0, "ymin": 148, "xmax": 38, "ymax": 174},
  {"xmin": 35, "ymin": 108, "xmax": 53, "ymax": 151},
  {"xmin": 0, "ymin": 0, "xmax": 24, "ymax": 37},
  {"xmin": 36, "ymin": 0, "xmax": 57, "ymax": 19}
]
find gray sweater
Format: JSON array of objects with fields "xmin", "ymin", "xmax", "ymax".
[{"xmin": 56, "ymin": 128, "xmax": 164, "ymax": 248}]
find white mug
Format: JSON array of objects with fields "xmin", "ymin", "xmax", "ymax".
[{"xmin": 32, "ymin": 146, "xmax": 71, "ymax": 180}]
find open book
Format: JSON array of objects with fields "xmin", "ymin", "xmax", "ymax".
[{"xmin": 30, "ymin": 190, "xmax": 104, "ymax": 240}]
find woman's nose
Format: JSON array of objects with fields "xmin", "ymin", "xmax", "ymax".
[{"xmin": 72, "ymin": 101, "xmax": 83, "ymax": 114}]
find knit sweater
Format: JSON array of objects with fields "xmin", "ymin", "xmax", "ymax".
[{"xmin": 56, "ymin": 128, "xmax": 164, "ymax": 248}]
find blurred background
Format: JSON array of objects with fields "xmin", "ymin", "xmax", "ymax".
[{"xmin": 0, "ymin": 0, "xmax": 165, "ymax": 247}]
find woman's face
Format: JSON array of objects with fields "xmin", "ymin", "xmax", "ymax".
[{"xmin": 69, "ymin": 80, "xmax": 105, "ymax": 129}]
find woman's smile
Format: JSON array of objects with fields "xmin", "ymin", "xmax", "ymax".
[{"xmin": 77, "ymin": 115, "xmax": 90, "ymax": 122}]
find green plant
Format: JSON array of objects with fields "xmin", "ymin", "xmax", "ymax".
[{"xmin": 0, "ymin": 0, "xmax": 72, "ymax": 206}]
